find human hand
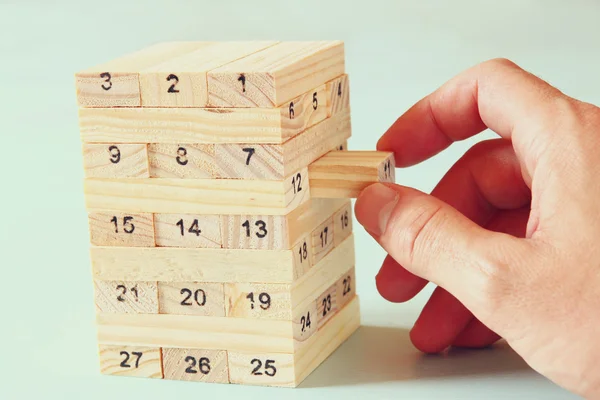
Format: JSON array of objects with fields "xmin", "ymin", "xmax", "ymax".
[{"xmin": 354, "ymin": 58, "xmax": 600, "ymax": 397}]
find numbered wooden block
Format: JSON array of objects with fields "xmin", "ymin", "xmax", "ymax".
[
  {"xmin": 220, "ymin": 215, "xmax": 285, "ymax": 250},
  {"xmin": 84, "ymin": 171, "xmax": 310, "ymax": 216},
  {"xmin": 75, "ymin": 42, "xmax": 204, "ymax": 107},
  {"xmin": 227, "ymin": 352, "xmax": 294, "ymax": 387},
  {"xmin": 88, "ymin": 212, "xmax": 155, "ymax": 247},
  {"xmin": 333, "ymin": 201, "xmax": 353, "ymax": 247},
  {"xmin": 158, "ymin": 282, "xmax": 225, "ymax": 316},
  {"xmin": 82, "ymin": 143, "xmax": 149, "ymax": 178},
  {"xmin": 215, "ymin": 144, "xmax": 284, "ymax": 180},
  {"xmin": 309, "ymin": 150, "xmax": 396, "ymax": 199},
  {"xmin": 162, "ymin": 348, "xmax": 229, "ymax": 383},
  {"xmin": 154, "ymin": 214, "xmax": 221, "ymax": 248},
  {"xmin": 316, "ymin": 283, "xmax": 338, "ymax": 329},
  {"xmin": 292, "ymin": 235, "xmax": 313, "ymax": 278},
  {"xmin": 326, "ymin": 74, "xmax": 350, "ymax": 117},
  {"xmin": 148, "ymin": 143, "xmax": 216, "ymax": 178},
  {"xmin": 98, "ymin": 345, "xmax": 163, "ymax": 378},
  {"xmin": 207, "ymin": 41, "xmax": 345, "ymax": 108},
  {"xmin": 336, "ymin": 267, "xmax": 356, "ymax": 310},
  {"xmin": 292, "ymin": 300, "xmax": 318, "ymax": 342},
  {"xmin": 224, "ymin": 283, "xmax": 291, "ymax": 320},
  {"xmin": 139, "ymin": 41, "xmax": 277, "ymax": 107},
  {"xmin": 94, "ymin": 280, "xmax": 159, "ymax": 314},
  {"xmin": 311, "ymin": 216, "xmax": 335, "ymax": 264}
]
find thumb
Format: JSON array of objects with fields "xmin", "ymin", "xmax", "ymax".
[{"xmin": 354, "ymin": 182, "xmax": 517, "ymax": 307}]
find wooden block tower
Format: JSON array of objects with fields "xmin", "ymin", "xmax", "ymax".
[{"xmin": 74, "ymin": 41, "xmax": 395, "ymax": 387}]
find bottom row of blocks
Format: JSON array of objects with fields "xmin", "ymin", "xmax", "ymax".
[{"xmin": 97, "ymin": 296, "xmax": 361, "ymax": 387}]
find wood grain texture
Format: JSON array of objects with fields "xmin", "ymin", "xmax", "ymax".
[
  {"xmin": 75, "ymin": 42, "xmax": 204, "ymax": 107},
  {"xmin": 220, "ymin": 214, "xmax": 285, "ymax": 250},
  {"xmin": 94, "ymin": 280, "xmax": 159, "ymax": 314},
  {"xmin": 224, "ymin": 283, "xmax": 292, "ymax": 320},
  {"xmin": 333, "ymin": 201, "xmax": 353, "ymax": 247},
  {"xmin": 148, "ymin": 143, "xmax": 215, "ymax": 178},
  {"xmin": 326, "ymin": 74, "xmax": 350, "ymax": 116},
  {"xmin": 336, "ymin": 267, "xmax": 356, "ymax": 311},
  {"xmin": 154, "ymin": 214, "xmax": 221, "ymax": 248},
  {"xmin": 311, "ymin": 216, "xmax": 334, "ymax": 264},
  {"xmin": 227, "ymin": 352, "xmax": 294, "ymax": 387},
  {"xmin": 79, "ymin": 107, "xmax": 288, "ymax": 144},
  {"xmin": 292, "ymin": 299, "xmax": 318, "ymax": 342},
  {"xmin": 316, "ymin": 283, "xmax": 338, "ymax": 330},
  {"xmin": 207, "ymin": 41, "xmax": 345, "ymax": 107},
  {"xmin": 214, "ymin": 144, "xmax": 284, "ymax": 180},
  {"xmin": 84, "ymin": 170, "xmax": 310, "ymax": 215},
  {"xmin": 96, "ymin": 313, "xmax": 294, "ymax": 353},
  {"xmin": 309, "ymin": 150, "xmax": 396, "ymax": 198},
  {"xmin": 91, "ymin": 246, "xmax": 296, "ymax": 283},
  {"xmin": 292, "ymin": 235, "xmax": 313, "ymax": 279},
  {"xmin": 139, "ymin": 41, "xmax": 278, "ymax": 107},
  {"xmin": 98, "ymin": 345, "xmax": 163, "ymax": 378},
  {"xmin": 82, "ymin": 143, "xmax": 149, "ymax": 178},
  {"xmin": 88, "ymin": 212, "xmax": 155, "ymax": 247},
  {"xmin": 158, "ymin": 282, "xmax": 225, "ymax": 316},
  {"xmin": 162, "ymin": 348, "xmax": 229, "ymax": 383}
]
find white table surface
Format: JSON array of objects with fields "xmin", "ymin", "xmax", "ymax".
[{"xmin": 1, "ymin": 1, "xmax": 596, "ymax": 398}]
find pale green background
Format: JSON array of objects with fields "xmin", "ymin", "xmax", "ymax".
[{"xmin": 1, "ymin": 1, "xmax": 597, "ymax": 399}]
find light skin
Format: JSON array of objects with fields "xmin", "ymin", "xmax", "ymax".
[{"xmin": 354, "ymin": 58, "xmax": 600, "ymax": 398}]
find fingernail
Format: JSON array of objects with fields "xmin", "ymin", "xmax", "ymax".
[{"xmin": 356, "ymin": 183, "xmax": 399, "ymax": 237}]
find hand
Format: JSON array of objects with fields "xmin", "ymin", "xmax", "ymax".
[{"xmin": 354, "ymin": 58, "xmax": 600, "ymax": 397}]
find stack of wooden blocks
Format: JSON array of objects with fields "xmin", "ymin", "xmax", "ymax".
[{"xmin": 74, "ymin": 41, "xmax": 395, "ymax": 387}]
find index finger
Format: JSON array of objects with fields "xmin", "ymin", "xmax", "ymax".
[{"xmin": 378, "ymin": 58, "xmax": 570, "ymax": 171}]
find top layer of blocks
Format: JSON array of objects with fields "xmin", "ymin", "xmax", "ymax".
[{"xmin": 75, "ymin": 41, "xmax": 345, "ymax": 109}]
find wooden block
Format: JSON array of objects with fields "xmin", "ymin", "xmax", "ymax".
[
  {"xmin": 154, "ymin": 214, "xmax": 221, "ymax": 248},
  {"xmin": 88, "ymin": 212, "xmax": 155, "ymax": 247},
  {"xmin": 227, "ymin": 352, "xmax": 294, "ymax": 387},
  {"xmin": 139, "ymin": 41, "xmax": 278, "ymax": 107},
  {"xmin": 98, "ymin": 345, "xmax": 163, "ymax": 378},
  {"xmin": 326, "ymin": 74, "xmax": 350, "ymax": 116},
  {"xmin": 333, "ymin": 201, "xmax": 353, "ymax": 247},
  {"xmin": 75, "ymin": 42, "xmax": 205, "ymax": 107},
  {"xmin": 84, "ymin": 168, "xmax": 310, "ymax": 215},
  {"xmin": 90, "ymin": 246, "xmax": 296, "ymax": 283},
  {"xmin": 208, "ymin": 41, "xmax": 345, "ymax": 107},
  {"xmin": 162, "ymin": 348, "xmax": 229, "ymax": 383},
  {"xmin": 311, "ymin": 216, "xmax": 334, "ymax": 264},
  {"xmin": 292, "ymin": 235, "xmax": 313, "ymax": 278},
  {"xmin": 309, "ymin": 151, "xmax": 396, "ymax": 198},
  {"xmin": 94, "ymin": 280, "xmax": 159, "ymax": 314},
  {"xmin": 316, "ymin": 282, "xmax": 338, "ymax": 329},
  {"xmin": 96, "ymin": 313, "xmax": 294, "ymax": 353},
  {"xmin": 158, "ymin": 282, "xmax": 225, "ymax": 316},
  {"xmin": 336, "ymin": 267, "xmax": 356, "ymax": 310},
  {"xmin": 213, "ymin": 108, "xmax": 350, "ymax": 179},
  {"xmin": 292, "ymin": 299, "xmax": 318, "ymax": 342},
  {"xmin": 79, "ymin": 93, "xmax": 345, "ymax": 147},
  {"xmin": 82, "ymin": 143, "xmax": 149, "ymax": 178},
  {"xmin": 148, "ymin": 144, "xmax": 215, "ymax": 178},
  {"xmin": 220, "ymin": 214, "xmax": 285, "ymax": 250},
  {"xmin": 224, "ymin": 283, "xmax": 291, "ymax": 320}
]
